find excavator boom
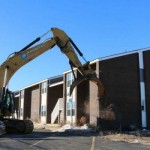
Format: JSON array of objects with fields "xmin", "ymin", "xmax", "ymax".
[
  {"xmin": 0, "ymin": 27, "xmax": 104, "ymax": 97},
  {"xmin": 0, "ymin": 27, "xmax": 104, "ymax": 134},
  {"xmin": 0, "ymin": 38, "xmax": 56, "ymax": 89}
]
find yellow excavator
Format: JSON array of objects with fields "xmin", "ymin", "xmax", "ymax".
[{"xmin": 0, "ymin": 28, "xmax": 104, "ymax": 134}]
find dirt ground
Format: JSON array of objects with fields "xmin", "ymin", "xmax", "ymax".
[
  {"xmin": 33, "ymin": 123, "xmax": 61, "ymax": 131},
  {"xmin": 100, "ymin": 131, "xmax": 150, "ymax": 146}
]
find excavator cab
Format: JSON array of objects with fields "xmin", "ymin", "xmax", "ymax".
[{"xmin": 0, "ymin": 88, "xmax": 14, "ymax": 116}]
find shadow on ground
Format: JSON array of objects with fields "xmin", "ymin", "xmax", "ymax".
[{"xmin": 0, "ymin": 128, "xmax": 99, "ymax": 139}]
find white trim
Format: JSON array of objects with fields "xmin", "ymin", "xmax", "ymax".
[
  {"xmin": 49, "ymin": 81, "xmax": 63, "ymax": 87},
  {"xmin": 99, "ymin": 51, "xmax": 137, "ymax": 61},
  {"xmin": 14, "ymin": 94, "xmax": 20, "ymax": 98},
  {"xmin": 90, "ymin": 59, "xmax": 99, "ymax": 64},
  {"xmin": 20, "ymin": 79, "xmax": 48, "ymax": 90},
  {"xmin": 99, "ymin": 47, "xmax": 150, "ymax": 61},
  {"xmin": 138, "ymin": 51, "xmax": 147, "ymax": 128},
  {"xmin": 63, "ymin": 48, "xmax": 150, "ymax": 75},
  {"xmin": 140, "ymin": 83, "xmax": 147, "ymax": 128},
  {"xmin": 20, "ymin": 75, "xmax": 63, "ymax": 90},
  {"xmin": 63, "ymin": 69, "xmax": 76, "ymax": 75},
  {"xmin": 63, "ymin": 59, "xmax": 99, "ymax": 75}
]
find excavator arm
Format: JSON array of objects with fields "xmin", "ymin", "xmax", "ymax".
[
  {"xmin": 51, "ymin": 28, "xmax": 104, "ymax": 97},
  {"xmin": 0, "ymin": 37, "xmax": 56, "ymax": 89},
  {"xmin": 0, "ymin": 28, "xmax": 104, "ymax": 98}
]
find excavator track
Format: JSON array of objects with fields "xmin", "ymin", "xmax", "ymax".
[{"xmin": 2, "ymin": 119, "xmax": 34, "ymax": 134}]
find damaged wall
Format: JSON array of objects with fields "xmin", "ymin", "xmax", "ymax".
[
  {"xmin": 99, "ymin": 53, "xmax": 141, "ymax": 129},
  {"xmin": 47, "ymin": 84, "xmax": 63, "ymax": 123}
]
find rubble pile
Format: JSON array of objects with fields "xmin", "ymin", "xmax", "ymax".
[{"xmin": 57, "ymin": 124, "xmax": 98, "ymax": 136}]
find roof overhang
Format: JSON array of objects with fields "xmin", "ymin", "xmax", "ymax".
[{"xmin": 49, "ymin": 81, "xmax": 63, "ymax": 87}]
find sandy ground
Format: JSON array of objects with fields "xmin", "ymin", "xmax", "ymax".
[
  {"xmin": 34, "ymin": 123, "xmax": 61, "ymax": 131},
  {"xmin": 102, "ymin": 133, "xmax": 150, "ymax": 146}
]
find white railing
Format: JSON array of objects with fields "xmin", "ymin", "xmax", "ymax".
[{"xmin": 51, "ymin": 98, "xmax": 63, "ymax": 124}]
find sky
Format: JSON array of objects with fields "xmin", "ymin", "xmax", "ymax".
[{"xmin": 0, "ymin": 0, "xmax": 150, "ymax": 91}]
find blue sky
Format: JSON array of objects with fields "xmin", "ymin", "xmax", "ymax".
[{"xmin": 0, "ymin": 0, "xmax": 150, "ymax": 91}]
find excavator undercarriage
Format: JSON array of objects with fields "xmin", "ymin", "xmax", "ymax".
[
  {"xmin": 2, "ymin": 119, "xmax": 33, "ymax": 134},
  {"xmin": 0, "ymin": 89, "xmax": 34, "ymax": 134}
]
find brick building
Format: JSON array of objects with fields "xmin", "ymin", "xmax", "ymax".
[{"xmin": 14, "ymin": 48, "xmax": 150, "ymax": 130}]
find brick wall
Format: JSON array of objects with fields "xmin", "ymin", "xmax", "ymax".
[
  {"xmin": 14, "ymin": 97, "xmax": 19, "ymax": 118},
  {"xmin": 47, "ymin": 84, "xmax": 63, "ymax": 123},
  {"xmin": 24, "ymin": 88, "xmax": 31, "ymax": 119},
  {"xmin": 99, "ymin": 53, "xmax": 141, "ymax": 129},
  {"xmin": 76, "ymin": 63, "xmax": 97, "ymax": 125},
  {"xmin": 77, "ymin": 80, "xmax": 89, "ymax": 124},
  {"xmin": 30, "ymin": 85, "xmax": 40, "ymax": 122},
  {"xmin": 143, "ymin": 50, "xmax": 150, "ymax": 128}
]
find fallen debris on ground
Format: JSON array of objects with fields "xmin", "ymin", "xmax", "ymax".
[{"xmin": 0, "ymin": 121, "xmax": 5, "ymax": 135}]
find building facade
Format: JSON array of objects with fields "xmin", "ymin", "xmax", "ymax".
[{"xmin": 14, "ymin": 48, "xmax": 150, "ymax": 130}]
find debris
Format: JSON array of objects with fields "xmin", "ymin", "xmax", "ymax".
[
  {"xmin": 0, "ymin": 121, "xmax": 5, "ymax": 135},
  {"xmin": 57, "ymin": 124, "xmax": 98, "ymax": 136}
]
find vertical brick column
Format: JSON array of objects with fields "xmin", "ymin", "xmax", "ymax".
[{"xmin": 89, "ymin": 62, "xmax": 99, "ymax": 125}]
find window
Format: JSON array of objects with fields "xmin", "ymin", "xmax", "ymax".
[
  {"xmin": 66, "ymin": 72, "xmax": 76, "ymax": 119},
  {"xmin": 41, "ymin": 105, "xmax": 47, "ymax": 116},
  {"xmin": 20, "ymin": 108, "xmax": 23, "ymax": 116},
  {"xmin": 66, "ymin": 73, "xmax": 74, "ymax": 87},
  {"xmin": 66, "ymin": 98, "xmax": 75, "ymax": 116},
  {"xmin": 21, "ymin": 90, "xmax": 24, "ymax": 99},
  {"xmin": 67, "ymin": 109, "xmax": 75, "ymax": 116},
  {"xmin": 41, "ymin": 81, "xmax": 47, "ymax": 94}
]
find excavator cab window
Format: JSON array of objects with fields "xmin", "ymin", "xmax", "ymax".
[{"xmin": 1, "ymin": 88, "xmax": 14, "ymax": 115}]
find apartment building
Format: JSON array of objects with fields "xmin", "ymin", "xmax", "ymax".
[{"xmin": 14, "ymin": 48, "xmax": 150, "ymax": 130}]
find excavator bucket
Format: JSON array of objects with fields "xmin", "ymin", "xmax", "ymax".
[{"xmin": 70, "ymin": 74, "xmax": 105, "ymax": 99}]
